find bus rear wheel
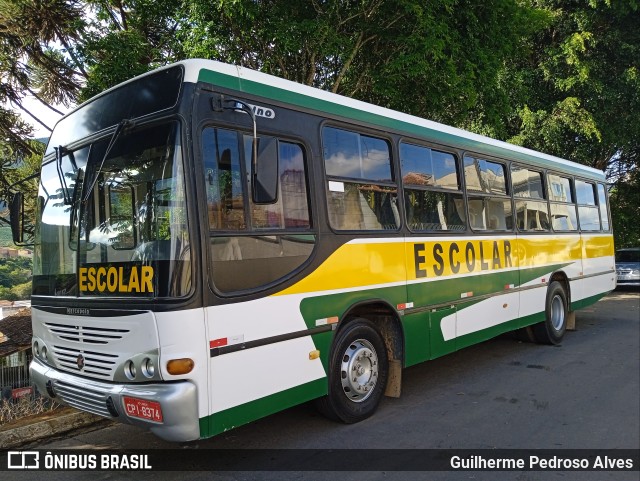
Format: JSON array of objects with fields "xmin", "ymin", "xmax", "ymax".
[
  {"xmin": 315, "ymin": 318, "xmax": 388, "ymax": 424},
  {"xmin": 533, "ymin": 281, "xmax": 568, "ymax": 345}
]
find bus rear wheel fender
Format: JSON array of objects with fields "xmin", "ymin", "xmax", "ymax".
[
  {"xmin": 533, "ymin": 281, "xmax": 568, "ymax": 345},
  {"xmin": 315, "ymin": 318, "xmax": 389, "ymax": 424}
]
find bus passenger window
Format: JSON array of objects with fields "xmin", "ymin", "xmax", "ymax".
[
  {"xmin": 468, "ymin": 197, "xmax": 513, "ymax": 231},
  {"xmin": 203, "ymin": 126, "xmax": 315, "ymax": 293},
  {"xmin": 323, "ymin": 127, "xmax": 398, "ymax": 231},
  {"xmin": 548, "ymin": 174, "xmax": 577, "ymax": 231},
  {"xmin": 400, "ymin": 142, "xmax": 465, "ymax": 231},
  {"xmin": 597, "ymin": 183, "xmax": 610, "ymax": 231},
  {"xmin": 464, "ymin": 156, "xmax": 506, "ymax": 195},
  {"xmin": 576, "ymin": 180, "xmax": 600, "ymax": 231},
  {"xmin": 243, "ymin": 137, "xmax": 310, "ymax": 230},
  {"xmin": 202, "ymin": 127, "xmax": 246, "ymax": 230},
  {"xmin": 464, "ymin": 155, "xmax": 512, "ymax": 232},
  {"xmin": 512, "ymin": 166, "xmax": 549, "ymax": 231}
]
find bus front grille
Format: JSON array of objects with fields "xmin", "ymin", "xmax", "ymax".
[
  {"xmin": 51, "ymin": 346, "xmax": 118, "ymax": 379},
  {"xmin": 34, "ymin": 310, "xmax": 157, "ymax": 382},
  {"xmin": 44, "ymin": 323, "xmax": 130, "ymax": 345},
  {"xmin": 53, "ymin": 380, "xmax": 112, "ymax": 418}
]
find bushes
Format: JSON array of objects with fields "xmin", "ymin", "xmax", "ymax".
[
  {"xmin": 0, "ymin": 256, "xmax": 32, "ymax": 300},
  {"xmin": 0, "ymin": 282, "xmax": 31, "ymax": 301}
]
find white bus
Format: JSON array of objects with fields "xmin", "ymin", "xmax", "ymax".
[{"xmin": 11, "ymin": 60, "xmax": 615, "ymax": 441}]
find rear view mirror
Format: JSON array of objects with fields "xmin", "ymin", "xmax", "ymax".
[
  {"xmin": 9, "ymin": 192, "xmax": 24, "ymax": 244},
  {"xmin": 252, "ymin": 137, "xmax": 279, "ymax": 204}
]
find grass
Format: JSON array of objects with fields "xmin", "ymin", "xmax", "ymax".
[{"xmin": 0, "ymin": 393, "xmax": 60, "ymax": 426}]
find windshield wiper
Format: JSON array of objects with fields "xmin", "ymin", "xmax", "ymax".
[
  {"xmin": 55, "ymin": 146, "xmax": 78, "ymax": 205},
  {"xmin": 82, "ymin": 119, "xmax": 135, "ymax": 202}
]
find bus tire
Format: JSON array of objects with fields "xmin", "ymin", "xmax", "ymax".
[
  {"xmin": 315, "ymin": 319, "xmax": 388, "ymax": 424},
  {"xmin": 533, "ymin": 281, "xmax": 568, "ymax": 345}
]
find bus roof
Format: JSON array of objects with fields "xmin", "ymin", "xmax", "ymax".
[
  {"xmin": 181, "ymin": 59, "xmax": 604, "ymax": 181},
  {"xmin": 59, "ymin": 59, "xmax": 605, "ymax": 181}
]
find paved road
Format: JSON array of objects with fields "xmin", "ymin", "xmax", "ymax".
[{"xmin": 8, "ymin": 290, "xmax": 640, "ymax": 480}]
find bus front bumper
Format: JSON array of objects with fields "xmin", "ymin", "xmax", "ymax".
[{"xmin": 30, "ymin": 358, "xmax": 200, "ymax": 442}]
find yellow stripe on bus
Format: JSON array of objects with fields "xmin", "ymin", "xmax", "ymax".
[{"xmin": 275, "ymin": 234, "xmax": 614, "ymax": 296}]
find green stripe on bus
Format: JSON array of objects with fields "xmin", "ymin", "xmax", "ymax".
[
  {"xmin": 198, "ymin": 69, "xmax": 604, "ymax": 180},
  {"xmin": 570, "ymin": 291, "xmax": 610, "ymax": 311},
  {"xmin": 300, "ymin": 263, "xmax": 569, "ymax": 368},
  {"xmin": 200, "ymin": 378, "xmax": 326, "ymax": 438},
  {"xmin": 299, "ymin": 263, "xmax": 568, "ymax": 330}
]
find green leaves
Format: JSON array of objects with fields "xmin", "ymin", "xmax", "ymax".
[
  {"xmin": 0, "ymin": 0, "xmax": 637, "ymax": 247},
  {"xmin": 508, "ymin": 98, "xmax": 601, "ymax": 160}
]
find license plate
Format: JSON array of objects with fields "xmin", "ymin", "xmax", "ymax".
[{"xmin": 123, "ymin": 396, "xmax": 163, "ymax": 423}]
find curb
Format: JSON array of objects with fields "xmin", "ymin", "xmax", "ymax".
[{"xmin": 0, "ymin": 410, "xmax": 109, "ymax": 449}]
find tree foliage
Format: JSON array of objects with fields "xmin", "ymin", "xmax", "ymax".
[
  {"xmin": 504, "ymin": 0, "xmax": 640, "ymax": 246},
  {"xmin": 0, "ymin": 256, "xmax": 32, "ymax": 299},
  {"xmin": 182, "ymin": 0, "xmax": 548, "ymax": 131},
  {"xmin": 0, "ymin": 0, "xmax": 638, "ymax": 248},
  {"xmin": 506, "ymin": 1, "xmax": 639, "ymax": 172}
]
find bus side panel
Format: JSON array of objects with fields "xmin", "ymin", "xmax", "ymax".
[
  {"xmin": 154, "ymin": 309, "xmax": 209, "ymax": 434},
  {"xmin": 402, "ymin": 310, "xmax": 431, "ymax": 366},
  {"xmin": 405, "ymin": 237, "xmax": 520, "ymax": 358},
  {"xmin": 517, "ymin": 234, "xmax": 582, "ymax": 326},
  {"xmin": 573, "ymin": 233, "xmax": 616, "ymax": 310},
  {"xmin": 203, "ymin": 296, "xmax": 326, "ymax": 438},
  {"xmin": 453, "ymin": 292, "xmax": 520, "ymax": 351}
]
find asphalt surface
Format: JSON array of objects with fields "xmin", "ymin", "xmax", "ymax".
[{"xmin": 4, "ymin": 289, "xmax": 640, "ymax": 480}]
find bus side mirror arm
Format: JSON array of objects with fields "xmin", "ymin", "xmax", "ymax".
[{"xmin": 211, "ymin": 94, "xmax": 279, "ymax": 204}]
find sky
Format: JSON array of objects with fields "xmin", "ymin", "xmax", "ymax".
[{"xmin": 14, "ymin": 93, "xmax": 74, "ymax": 140}]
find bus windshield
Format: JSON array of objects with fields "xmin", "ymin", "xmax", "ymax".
[{"xmin": 33, "ymin": 121, "xmax": 191, "ymax": 298}]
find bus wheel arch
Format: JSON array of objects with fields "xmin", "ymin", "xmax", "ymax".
[
  {"xmin": 549, "ymin": 271, "xmax": 571, "ymax": 309},
  {"xmin": 342, "ymin": 301, "xmax": 404, "ymax": 362}
]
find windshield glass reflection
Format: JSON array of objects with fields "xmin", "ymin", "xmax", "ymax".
[{"xmin": 33, "ymin": 122, "xmax": 191, "ymax": 298}]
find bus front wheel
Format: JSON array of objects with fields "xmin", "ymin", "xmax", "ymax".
[
  {"xmin": 533, "ymin": 281, "xmax": 568, "ymax": 345},
  {"xmin": 315, "ymin": 318, "xmax": 389, "ymax": 424}
]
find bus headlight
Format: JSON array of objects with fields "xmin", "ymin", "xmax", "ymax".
[
  {"xmin": 124, "ymin": 360, "xmax": 137, "ymax": 380},
  {"xmin": 141, "ymin": 358, "xmax": 155, "ymax": 378},
  {"xmin": 33, "ymin": 340, "xmax": 48, "ymax": 361}
]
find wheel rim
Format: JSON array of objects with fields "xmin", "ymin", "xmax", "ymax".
[
  {"xmin": 340, "ymin": 339, "xmax": 379, "ymax": 403},
  {"xmin": 550, "ymin": 294, "xmax": 565, "ymax": 331}
]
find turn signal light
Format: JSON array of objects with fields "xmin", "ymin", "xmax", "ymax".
[{"xmin": 166, "ymin": 358, "xmax": 194, "ymax": 375}]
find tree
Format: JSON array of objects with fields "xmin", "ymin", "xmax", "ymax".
[
  {"xmin": 0, "ymin": 0, "xmax": 638, "ymax": 249},
  {"xmin": 0, "ymin": 0, "xmax": 185, "ymax": 133},
  {"xmin": 181, "ymin": 0, "xmax": 548, "ymax": 129},
  {"xmin": 78, "ymin": 0, "xmax": 184, "ymax": 101},
  {"xmin": 0, "ymin": 0, "xmax": 184, "ymax": 225},
  {"xmin": 503, "ymin": 1, "xmax": 639, "ymax": 247}
]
